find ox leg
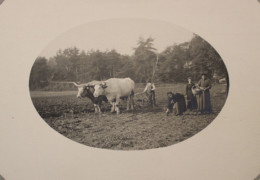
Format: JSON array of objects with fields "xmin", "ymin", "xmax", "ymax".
[
  {"xmin": 98, "ymin": 101, "xmax": 102, "ymax": 113},
  {"xmin": 130, "ymin": 94, "xmax": 134, "ymax": 110},
  {"xmin": 110, "ymin": 102, "xmax": 115, "ymax": 113},
  {"xmin": 126, "ymin": 96, "xmax": 130, "ymax": 111},
  {"xmin": 94, "ymin": 104, "xmax": 98, "ymax": 113},
  {"xmin": 115, "ymin": 97, "xmax": 120, "ymax": 114},
  {"xmin": 97, "ymin": 105, "xmax": 101, "ymax": 113}
]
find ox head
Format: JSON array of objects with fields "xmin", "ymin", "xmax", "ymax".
[
  {"xmin": 93, "ymin": 82, "xmax": 107, "ymax": 97},
  {"xmin": 73, "ymin": 82, "xmax": 94, "ymax": 98}
]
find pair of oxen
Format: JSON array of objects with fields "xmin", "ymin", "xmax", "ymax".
[{"xmin": 72, "ymin": 78, "xmax": 135, "ymax": 114}]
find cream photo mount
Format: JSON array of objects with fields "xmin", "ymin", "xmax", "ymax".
[{"xmin": 0, "ymin": 0, "xmax": 259, "ymax": 180}]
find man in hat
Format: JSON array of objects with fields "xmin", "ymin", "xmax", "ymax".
[
  {"xmin": 197, "ymin": 72, "xmax": 212, "ymax": 114},
  {"xmin": 143, "ymin": 79, "xmax": 156, "ymax": 107}
]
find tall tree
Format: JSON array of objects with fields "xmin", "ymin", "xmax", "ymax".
[
  {"xmin": 188, "ymin": 35, "xmax": 228, "ymax": 80},
  {"xmin": 29, "ymin": 56, "xmax": 50, "ymax": 90},
  {"xmin": 158, "ymin": 42, "xmax": 190, "ymax": 82},
  {"xmin": 52, "ymin": 47, "xmax": 80, "ymax": 81},
  {"xmin": 29, "ymin": 35, "xmax": 229, "ymax": 91},
  {"xmin": 133, "ymin": 37, "xmax": 157, "ymax": 82}
]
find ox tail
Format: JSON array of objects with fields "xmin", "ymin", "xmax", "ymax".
[{"xmin": 131, "ymin": 90, "xmax": 134, "ymax": 96}]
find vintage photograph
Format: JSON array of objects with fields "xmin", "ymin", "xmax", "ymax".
[{"xmin": 29, "ymin": 19, "xmax": 229, "ymax": 150}]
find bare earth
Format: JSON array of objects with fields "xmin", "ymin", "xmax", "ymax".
[{"xmin": 31, "ymin": 83, "xmax": 228, "ymax": 150}]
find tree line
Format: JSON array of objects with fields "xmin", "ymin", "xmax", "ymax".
[{"xmin": 29, "ymin": 34, "xmax": 229, "ymax": 90}]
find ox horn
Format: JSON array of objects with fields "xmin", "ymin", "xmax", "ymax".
[
  {"xmin": 101, "ymin": 82, "xmax": 107, "ymax": 88},
  {"xmin": 72, "ymin": 82, "xmax": 81, "ymax": 87},
  {"xmin": 49, "ymin": 81, "xmax": 81, "ymax": 87}
]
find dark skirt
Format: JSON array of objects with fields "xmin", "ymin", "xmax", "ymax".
[
  {"xmin": 186, "ymin": 95, "xmax": 198, "ymax": 110},
  {"xmin": 186, "ymin": 83, "xmax": 198, "ymax": 110},
  {"xmin": 198, "ymin": 90, "xmax": 212, "ymax": 113},
  {"xmin": 167, "ymin": 93, "xmax": 186, "ymax": 115},
  {"xmin": 173, "ymin": 94, "xmax": 186, "ymax": 115},
  {"xmin": 173, "ymin": 100, "xmax": 186, "ymax": 115}
]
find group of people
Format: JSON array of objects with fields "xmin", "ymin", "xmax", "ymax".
[{"xmin": 143, "ymin": 73, "xmax": 212, "ymax": 116}]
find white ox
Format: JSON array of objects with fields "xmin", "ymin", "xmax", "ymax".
[{"xmin": 93, "ymin": 78, "xmax": 135, "ymax": 114}]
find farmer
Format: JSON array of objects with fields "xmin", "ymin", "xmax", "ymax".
[
  {"xmin": 143, "ymin": 79, "xmax": 156, "ymax": 107},
  {"xmin": 186, "ymin": 77, "xmax": 198, "ymax": 111},
  {"xmin": 197, "ymin": 73, "xmax": 212, "ymax": 114},
  {"xmin": 166, "ymin": 92, "xmax": 186, "ymax": 116}
]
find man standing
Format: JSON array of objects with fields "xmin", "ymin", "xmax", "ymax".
[{"xmin": 143, "ymin": 79, "xmax": 156, "ymax": 107}]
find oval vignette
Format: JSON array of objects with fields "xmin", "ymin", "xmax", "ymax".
[{"xmin": 29, "ymin": 19, "xmax": 229, "ymax": 150}]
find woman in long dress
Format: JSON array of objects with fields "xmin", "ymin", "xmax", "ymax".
[
  {"xmin": 186, "ymin": 77, "xmax": 198, "ymax": 111},
  {"xmin": 198, "ymin": 73, "xmax": 212, "ymax": 114}
]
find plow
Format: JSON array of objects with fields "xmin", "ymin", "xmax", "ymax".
[{"xmin": 134, "ymin": 92, "xmax": 150, "ymax": 106}]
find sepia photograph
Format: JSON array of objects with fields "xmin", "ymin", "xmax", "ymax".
[
  {"xmin": 29, "ymin": 19, "xmax": 229, "ymax": 150},
  {"xmin": 2, "ymin": 0, "xmax": 260, "ymax": 179}
]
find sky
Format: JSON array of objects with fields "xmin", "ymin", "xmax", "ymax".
[{"xmin": 39, "ymin": 18, "xmax": 194, "ymax": 58}]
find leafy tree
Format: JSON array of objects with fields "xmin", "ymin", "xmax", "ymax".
[
  {"xmin": 133, "ymin": 37, "xmax": 157, "ymax": 82},
  {"xmin": 158, "ymin": 42, "xmax": 189, "ymax": 82},
  {"xmin": 29, "ymin": 57, "xmax": 50, "ymax": 90},
  {"xmin": 29, "ymin": 35, "xmax": 229, "ymax": 91},
  {"xmin": 116, "ymin": 55, "xmax": 135, "ymax": 80},
  {"xmin": 51, "ymin": 47, "xmax": 80, "ymax": 81},
  {"xmin": 188, "ymin": 35, "xmax": 228, "ymax": 81}
]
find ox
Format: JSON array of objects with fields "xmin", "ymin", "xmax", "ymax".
[
  {"xmin": 93, "ymin": 78, "xmax": 135, "ymax": 114},
  {"xmin": 73, "ymin": 81, "xmax": 108, "ymax": 113}
]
